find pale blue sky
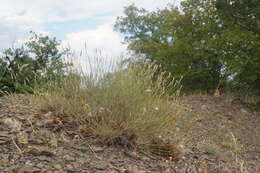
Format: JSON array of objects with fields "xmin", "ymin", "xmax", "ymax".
[{"xmin": 0, "ymin": 0, "xmax": 180, "ymax": 60}]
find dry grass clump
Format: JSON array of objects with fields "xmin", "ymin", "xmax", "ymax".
[{"xmin": 33, "ymin": 59, "xmax": 183, "ymax": 148}]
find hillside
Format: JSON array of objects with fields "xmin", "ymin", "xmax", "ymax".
[{"xmin": 0, "ymin": 94, "xmax": 259, "ymax": 173}]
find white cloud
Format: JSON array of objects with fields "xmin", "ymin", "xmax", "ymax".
[
  {"xmin": 62, "ymin": 23, "xmax": 128, "ymax": 74},
  {"xmin": 62, "ymin": 23, "xmax": 126, "ymax": 56},
  {"xmin": 0, "ymin": 0, "xmax": 179, "ymax": 23},
  {"xmin": 0, "ymin": 0, "xmax": 181, "ymax": 54}
]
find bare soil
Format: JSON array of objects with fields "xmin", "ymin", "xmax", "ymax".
[{"xmin": 0, "ymin": 94, "xmax": 259, "ymax": 173}]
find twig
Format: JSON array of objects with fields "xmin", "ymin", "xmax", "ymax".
[
  {"xmin": 27, "ymin": 118, "xmax": 37, "ymax": 134},
  {"xmin": 87, "ymin": 144, "xmax": 101, "ymax": 160},
  {"xmin": 139, "ymin": 150, "xmax": 158, "ymax": 160},
  {"xmin": 12, "ymin": 137, "xmax": 23, "ymax": 154}
]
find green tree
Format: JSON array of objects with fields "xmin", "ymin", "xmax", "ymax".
[
  {"xmin": 0, "ymin": 32, "xmax": 69, "ymax": 94},
  {"xmin": 115, "ymin": 2, "xmax": 227, "ymax": 91},
  {"xmin": 26, "ymin": 31, "xmax": 68, "ymax": 81},
  {"xmin": 115, "ymin": 1, "xmax": 260, "ymax": 94},
  {"xmin": 0, "ymin": 47, "xmax": 35, "ymax": 93},
  {"xmin": 215, "ymin": 0, "xmax": 260, "ymax": 94},
  {"xmin": 215, "ymin": 0, "xmax": 260, "ymax": 35}
]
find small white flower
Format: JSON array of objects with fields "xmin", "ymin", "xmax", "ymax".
[{"xmin": 154, "ymin": 107, "xmax": 159, "ymax": 111}]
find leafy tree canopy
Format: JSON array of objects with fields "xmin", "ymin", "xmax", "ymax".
[
  {"xmin": 0, "ymin": 32, "xmax": 69, "ymax": 94},
  {"xmin": 115, "ymin": 0, "xmax": 260, "ymax": 94}
]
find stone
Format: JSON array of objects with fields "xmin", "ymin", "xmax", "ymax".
[
  {"xmin": 64, "ymin": 156, "xmax": 76, "ymax": 162},
  {"xmin": 36, "ymin": 162, "xmax": 45, "ymax": 169},
  {"xmin": 93, "ymin": 161, "xmax": 108, "ymax": 170},
  {"xmin": 26, "ymin": 145, "xmax": 55, "ymax": 157},
  {"xmin": 49, "ymin": 136, "xmax": 58, "ymax": 148},
  {"xmin": 53, "ymin": 164, "xmax": 62, "ymax": 170},
  {"xmin": 66, "ymin": 164, "xmax": 75, "ymax": 171},
  {"xmin": 17, "ymin": 164, "xmax": 34, "ymax": 173},
  {"xmin": 240, "ymin": 108, "xmax": 248, "ymax": 114},
  {"xmin": 3, "ymin": 118, "xmax": 22, "ymax": 132}
]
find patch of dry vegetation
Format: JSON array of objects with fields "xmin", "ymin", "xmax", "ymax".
[{"xmin": 32, "ymin": 61, "xmax": 184, "ymax": 152}]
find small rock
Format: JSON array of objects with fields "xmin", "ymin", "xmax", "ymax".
[
  {"xmin": 73, "ymin": 145, "xmax": 88, "ymax": 152},
  {"xmin": 53, "ymin": 164, "xmax": 62, "ymax": 170},
  {"xmin": 3, "ymin": 118, "xmax": 22, "ymax": 132},
  {"xmin": 38, "ymin": 156, "xmax": 52, "ymax": 162},
  {"xmin": 240, "ymin": 108, "xmax": 248, "ymax": 114},
  {"xmin": 26, "ymin": 145, "xmax": 54, "ymax": 157},
  {"xmin": 49, "ymin": 137, "xmax": 58, "ymax": 148},
  {"xmin": 18, "ymin": 164, "xmax": 34, "ymax": 173},
  {"xmin": 36, "ymin": 162, "xmax": 45, "ymax": 169},
  {"xmin": 94, "ymin": 161, "xmax": 108, "ymax": 170},
  {"xmin": 201, "ymin": 105, "xmax": 207, "ymax": 111},
  {"xmin": 38, "ymin": 129, "xmax": 53, "ymax": 139},
  {"xmin": 44, "ymin": 111, "xmax": 53, "ymax": 117},
  {"xmin": 127, "ymin": 166, "xmax": 145, "ymax": 173},
  {"xmin": 46, "ymin": 171, "xmax": 53, "ymax": 173},
  {"xmin": 66, "ymin": 164, "xmax": 75, "ymax": 171},
  {"xmin": 64, "ymin": 156, "xmax": 76, "ymax": 162}
]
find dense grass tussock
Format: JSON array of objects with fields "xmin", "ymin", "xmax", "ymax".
[{"xmin": 33, "ymin": 61, "xmax": 183, "ymax": 147}]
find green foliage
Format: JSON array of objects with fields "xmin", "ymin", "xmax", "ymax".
[
  {"xmin": 115, "ymin": 1, "xmax": 260, "ymax": 94},
  {"xmin": 0, "ymin": 32, "xmax": 69, "ymax": 95},
  {"xmin": 215, "ymin": 0, "xmax": 260, "ymax": 94},
  {"xmin": 115, "ymin": 2, "xmax": 225, "ymax": 92},
  {"xmin": 215, "ymin": 0, "xmax": 260, "ymax": 35}
]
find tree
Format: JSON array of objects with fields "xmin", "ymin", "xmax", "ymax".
[
  {"xmin": 215, "ymin": 0, "xmax": 260, "ymax": 94},
  {"xmin": 115, "ymin": 2, "xmax": 227, "ymax": 91},
  {"xmin": 0, "ymin": 32, "xmax": 69, "ymax": 94},
  {"xmin": 26, "ymin": 31, "xmax": 69, "ymax": 80},
  {"xmin": 115, "ymin": 1, "xmax": 260, "ymax": 94},
  {"xmin": 215, "ymin": 0, "xmax": 260, "ymax": 35}
]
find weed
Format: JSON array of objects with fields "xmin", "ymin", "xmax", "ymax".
[
  {"xmin": 32, "ymin": 54, "xmax": 183, "ymax": 148},
  {"xmin": 199, "ymin": 142, "xmax": 222, "ymax": 157}
]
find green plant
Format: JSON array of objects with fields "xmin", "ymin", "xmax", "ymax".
[
  {"xmin": 115, "ymin": 1, "xmax": 260, "ymax": 94},
  {"xmin": 0, "ymin": 32, "xmax": 69, "ymax": 95},
  {"xmin": 33, "ymin": 57, "xmax": 183, "ymax": 148},
  {"xmin": 200, "ymin": 143, "xmax": 222, "ymax": 157}
]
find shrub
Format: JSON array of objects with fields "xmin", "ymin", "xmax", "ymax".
[
  {"xmin": 0, "ymin": 32, "xmax": 69, "ymax": 95},
  {"xmin": 33, "ymin": 58, "xmax": 183, "ymax": 148}
]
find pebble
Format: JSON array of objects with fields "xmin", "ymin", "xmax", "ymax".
[
  {"xmin": 36, "ymin": 162, "xmax": 45, "ymax": 169},
  {"xmin": 93, "ymin": 161, "xmax": 108, "ymax": 170},
  {"xmin": 53, "ymin": 164, "xmax": 62, "ymax": 170},
  {"xmin": 65, "ymin": 156, "xmax": 76, "ymax": 162},
  {"xmin": 66, "ymin": 164, "xmax": 75, "ymax": 171}
]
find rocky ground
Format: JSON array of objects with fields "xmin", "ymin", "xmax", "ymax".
[{"xmin": 0, "ymin": 94, "xmax": 259, "ymax": 173}]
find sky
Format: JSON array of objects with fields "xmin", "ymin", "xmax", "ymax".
[{"xmin": 0, "ymin": 0, "xmax": 180, "ymax": 69}]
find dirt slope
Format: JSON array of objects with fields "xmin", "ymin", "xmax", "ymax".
[{"xmin": 0, "ymin": 95, "xmax": 259, "ymax": 173}]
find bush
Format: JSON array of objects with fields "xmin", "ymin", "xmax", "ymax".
[
  {"xmin": 33, "ymin": 59, "xmax": 183, "ymax": 148},
  {"xmin": 0, "ymin": 32, "xmax": 69, "ymax": 95}
]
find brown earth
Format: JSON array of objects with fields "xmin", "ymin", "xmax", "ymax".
[{"xmin": 0, "ymin": 94, "xmax": 259, "ymax": 173}]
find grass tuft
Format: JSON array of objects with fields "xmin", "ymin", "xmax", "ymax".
[{"xmin": 32, "ymin": 57, "xmax": 183, "ymax": 148}]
